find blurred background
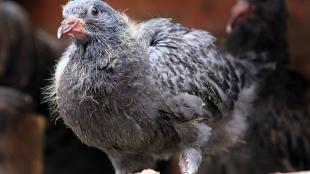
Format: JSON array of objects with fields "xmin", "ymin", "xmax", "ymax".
[
  {"xmin": 0, "ymin": 0, "xmax": 309, "ymax": 174},
  {"xmin": 15, "ymin": 0, "xmax": 310, "ymax": 78}
]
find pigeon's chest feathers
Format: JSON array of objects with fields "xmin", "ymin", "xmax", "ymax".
[{"xmin": 56, "ymin": 57, "xmax": 155, "ymax": 150}]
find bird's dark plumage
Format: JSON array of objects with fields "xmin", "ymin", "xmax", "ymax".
[
  {"xmin": 202, "ymin": 0, "xmax": 310, "ymax": 173},
  {"xmin": 51, "ymin": 0, "xmax": 257, "ymax": 173}
]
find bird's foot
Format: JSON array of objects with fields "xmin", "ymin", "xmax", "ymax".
[
  {"xmin": 179, "ymin": 148, "xmax": 202, "ymax": 174},
  {"xmin": 135, "ymin": 169, "xmax": 160, "ymax": 174}
]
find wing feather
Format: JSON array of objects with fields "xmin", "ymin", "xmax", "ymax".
[{"xmin": 133, "ymin": 18, "xmax": 244, "ymax": 120}]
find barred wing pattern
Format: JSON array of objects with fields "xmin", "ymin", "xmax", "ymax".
[{"xmin": 134, "ymin": 18, "xmax": 244, "ymax": 120}]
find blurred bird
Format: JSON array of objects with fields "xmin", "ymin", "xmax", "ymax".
[
  {"xmin": 202, "ymin": 0, "xmax": 310, "ymax": 173},
  {"xmin": 0, "ymin": 1, "xmax": 61, "ymax": 113},
  {"xmin": 0, "ymin": 1, "xmax": 35, "ymax": 93},
  {"xmin": 226, "ymin": 0, "xmax": 289, "ymax": 67},
  {"xmin": 51, "ymin": 0, "xmax": 261, "ymax": 173}
]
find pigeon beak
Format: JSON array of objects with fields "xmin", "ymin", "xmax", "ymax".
[
  {"xmin": 226, "ymin": 1, "xmax": 252, "ymax": 33},
  {"xmin": 57, "ymin": 16, "xmax": 86, "ymax": 39}
]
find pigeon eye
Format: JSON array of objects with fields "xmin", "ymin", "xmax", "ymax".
[{"xmin": 90, "ymin": 6, "xmax": 99, "ymax": 16}]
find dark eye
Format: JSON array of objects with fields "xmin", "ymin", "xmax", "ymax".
[{"xmin": 90, "ymin": 6, "xmax": 99, "ymax": 16}]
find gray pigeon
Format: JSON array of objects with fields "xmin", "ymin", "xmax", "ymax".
[{"xmin": 50, "ymin": 0, "xmax": 257, "ymax": 173}]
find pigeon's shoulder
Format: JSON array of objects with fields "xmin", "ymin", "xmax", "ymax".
[{"xmin": 133, "ymin": 18, "xmax": 216, "ymax": 47}]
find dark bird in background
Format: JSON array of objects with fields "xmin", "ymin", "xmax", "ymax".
[
  {"xmin": 0, "ymin": 0, "xmax": 60, "ymax": 114},
  {"xmin": 50, "ymin": 0, "xmax": 262, "ymax": 173},
  {"xmin": 0, "ymin": 0, "xmax": 36, "ymax": 96},
  {"xmin": 202, "ymin": 0, "xmax": 310, "ymax": 173},
  {"xmin": 0, "ymin": 2, "xmax": 48, "ymax": 174}
]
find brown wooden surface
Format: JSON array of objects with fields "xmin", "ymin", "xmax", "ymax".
[{"xmin": 0, "ymin": 87, "xmax": 45, "ymax": 174}]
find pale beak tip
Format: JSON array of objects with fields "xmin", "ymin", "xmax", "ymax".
[
  {"xmin": 57, "ymin": 28, "xmax": 63, "ymax": 39},
  {"xmin": 226, "ymin": 25, "xmax": 232, "ymax": 34}
]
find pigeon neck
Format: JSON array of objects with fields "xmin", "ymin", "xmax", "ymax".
[{"xmin": 73, "ymin": 28, "xmax": 129, "ymax": 58}]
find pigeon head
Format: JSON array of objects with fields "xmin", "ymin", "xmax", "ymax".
[
  {"xmin": 227, "ymin": 0, "xmax": 287, "ymax": 33},
  {"xmin": 57, "ymin": 0, "xmax": 126, "ymax": 42},
  {"xmin": 249, "ymin": 0, "xmax": 287, "ymax": 22},
  {"xmin": 225, "ymin": 0, "xmax": 289, "ymax": 66}
]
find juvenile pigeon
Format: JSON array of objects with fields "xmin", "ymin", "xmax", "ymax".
[{"xmin": 50, "ymin": 0, "xmax": 257, "ymax": 173}]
